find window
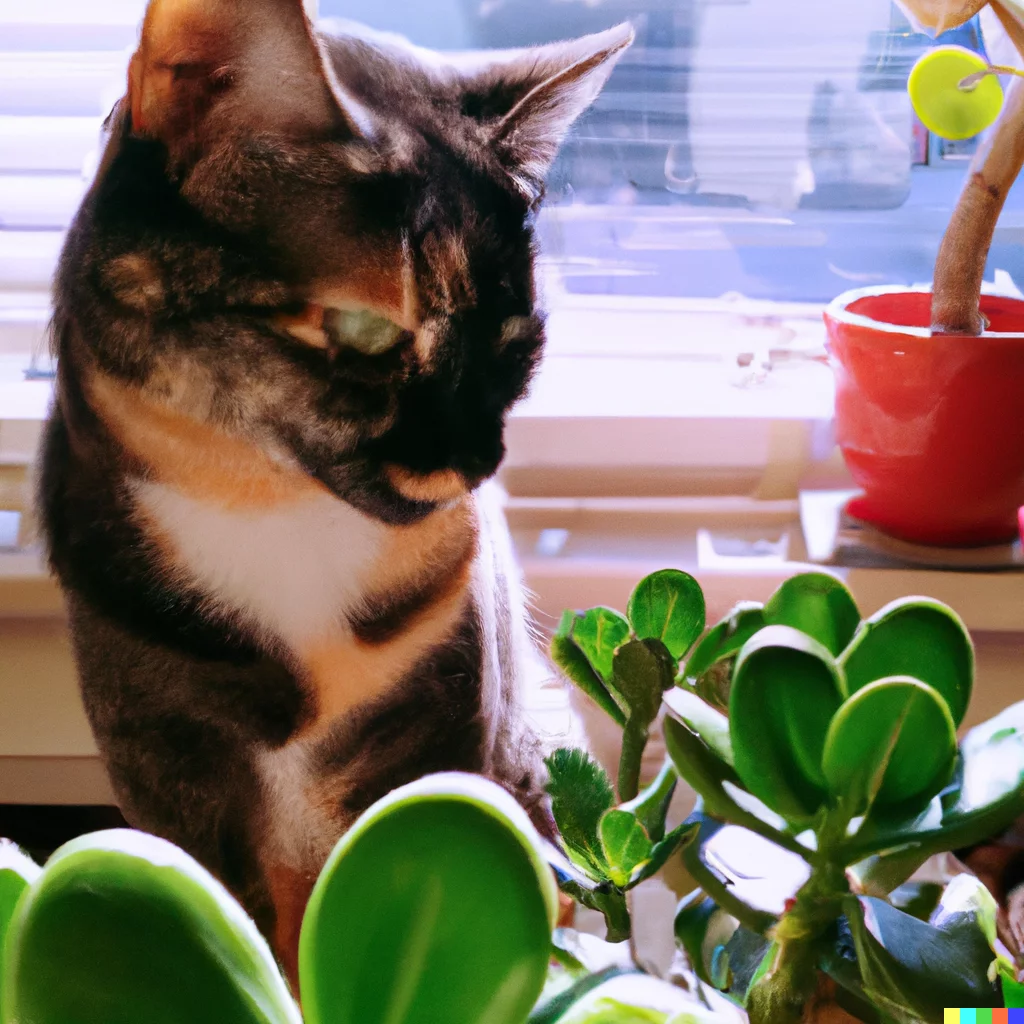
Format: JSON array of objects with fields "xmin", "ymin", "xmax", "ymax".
[{"xmin": 1, "ymin": 2, "xmax": 1022, "ymax": 549}]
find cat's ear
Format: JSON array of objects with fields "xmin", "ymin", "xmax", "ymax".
[
  {"xmin": 462, "ymin": 24, "xmax": 634, "ymax": 200},
  {"xmin": 127, "ymin": 0, "xmax": 369, "ymax": 156}
]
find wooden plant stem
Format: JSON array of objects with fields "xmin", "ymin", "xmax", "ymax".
[{"xmin": 932, "ymin": 1, "xmax": 1024, "ymax": 334}]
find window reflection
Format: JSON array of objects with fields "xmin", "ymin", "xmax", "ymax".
[{"xmin": 319, "ymin": 1, "xmax": 1020, "ymax": 304}]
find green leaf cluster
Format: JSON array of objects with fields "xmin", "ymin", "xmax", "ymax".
[
  {"xmin": 0, "ymin": 774, "xmax": 557, "ymax": 1024},
  {"xmin": 552, "ymin": 568, "xmax": 1024, "ymax": 1023}
]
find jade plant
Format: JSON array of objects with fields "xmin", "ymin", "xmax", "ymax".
[
  {"xmin": 901, "ymin": 0, "xmax": 1024, "ymax": 334},
  {"xmin": 0, "ymin": 774, "xmax": 563, "ymax": 1024},
  {"xmin": 5, "ymin": 574, "xmax": 1024, "ymax": 1024},
  {"xmin": 549, "ymin": 569, "xmax": 1024, "ymax": 1022}
]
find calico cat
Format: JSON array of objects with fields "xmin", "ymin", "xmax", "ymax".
[{"xmin": 39, "ymin": 0, "xmax": 631, "ymax": 983}]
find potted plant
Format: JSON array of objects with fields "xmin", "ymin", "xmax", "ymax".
[
  {"xmin": 0, "ymin": 771, "xmax": 733, "ymax": 1024},
  {"xmin": 6, "ymin": 572, "xmax": 1024, "ymax": 1023},
  {"xmin": 549, "ymin": 569, "xmax": 1024, "ymax": 1022},
  {"xmin": 823, "ymin": 0, "xmax": 1024, "ymax": 547}
]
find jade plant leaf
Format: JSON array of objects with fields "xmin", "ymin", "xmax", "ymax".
[
  {"xmin": 0, "ymin": 842, "xmax": 40, "ymax": 968},
  {"xmin": 552, "ymin": 610, "xmax": 627, "ymax": 726},
  {"xmin": 674, "ymin": 892, "xmax": 738, "ymax": 986},
  {"xmin": 843, "ymin": 891, "xmax": 1001, "ymax": 1020},
  {"xmin": 573, "ymin": 607, "xmax": 632, "ymax": 689},
  {"xmin": 613, "ymin": 639, "xmax": 676, "ymax": 727},
  {"xmin": 842, "ymin": 700, "xmax": 1024, "ymax": 862},
  {"xmin": 682, "ymin": 603, "xmax": 765, "ymax": 709},
  {"xmin": 528, "ymin": 966, "xmax": 638, "ymax": 1024},
  {"xmin": 763, "ymin": 573, "xmax": 860, "ymax": 657},
  {"xmin": 628, "ymin": 820, "xmax": 698, "ymax": 888},
  {"xmin": 888, "ymin": 880, "xmax": 944, "ymax": 923},
  {"xmin": 619, "ymin": 760, "xmax": 678, "ymax": 843},
  {"xmin": 627, "ymin": 570, "xmax": 706, "ymax": 660},
  {"xmin": 662, "ymin": 689, "xmax": 734, "ymax": 768},
  {"xmin": 729, "ymin": 626, "xmax": 844, "ymax": 822},
  {"xmin": 599, "ymin": 811, "xmax": 653, "ymax": 887},
  {"xmin": 613, "ymin": 639, "xmax": 676, "ymax": 801},
  {"xmin": 300, "ymin": 773, "xmax": 557, "ymax": 1024},
  {"xmin": 821, "ymin": 676, "xmax": 957, "ymax": 817},
  {"xmin": 839, "ymin": 597, "xmax": 973, "ymax": 726},
  {"xmin": 551, "ymin": 973, "xmax": 739, "ymax": 1024},
  {"xmin": 1, "ymin": 829, "xmax": 299, "ymax": 1024},
  {"xmin": 545, "ymin": 748, "xmax": 616, "ymax": 876},
  {"xmin": 662, "ymin": 713, "xmax": 808, "ymax": 860}
]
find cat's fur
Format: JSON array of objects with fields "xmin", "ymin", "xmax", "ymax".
[{"xmin": 38, "ymin": 0, "xmax": 631, "ymax": 981}]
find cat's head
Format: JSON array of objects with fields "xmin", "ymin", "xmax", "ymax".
[{"xmin": 121, "ymin": 0, "xmax": 631, "ymax": 504}]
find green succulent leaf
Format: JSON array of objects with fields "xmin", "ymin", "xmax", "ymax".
[
  {"xmin": 552, "ymin": 610, "xmax": 627, "ymax": 726},
  {"xmin": 843, "ymin": 699, "xmax": 1024, "ymax": 862},
  {"xmin": 300, "ymin": 773, "xmax": 556, "ymax": 1024},
  {"xmin": 613, "ymin": 639, "xmax": 676, "ymax": 727},
  {"xmin": 1006, "ymin": 975, "xmax": 1024, "ymax": 1008},
  {"xmin": 551, "ymin": 974, "xmax": 735, "ymax": 1024},
  {"xmin": 627, "ymin": 569, "xmax": 706, "ymax": 660},
  {"xmin": 683, "ymin": 603, "xmax": 765, "ymax": 710},
  {"xmin": 674, "ymin": 892, "xmax": 738, "ymax": 987},
  {"xmin": 599, "ymin": 811, "xmax": 653, "ymax": 887},
  {"xmin": 546, "ymin": 748, "xmax": 616, "ymax": 876},
  {"xmin": 1, "ymin": 829, "xmax": 299, "ymax": 1024},
  {"xmin": 846, "ymin": 846, "xmax": 934, "ymax": 899},
  {"xmin": 729, "ymin": 626, "xmax": 844, "ymax": 823},
  {"xmin": 821, "ymin": 676, "xmax": 957, "ymax": 817},
  {"xmin": 843, "ymin": 891, "xmax": 1001, "ymax": 1021},
  {"xmin": 662, "ymin": 689, "xmax": 734, "ymax": 768},
  {"xmin": 612, "ymin": 639, "xmax": 676, "ymax": 801},
  {"xmin": 720, "ymin": 928, "xmax": 774, "ymax": 1005},
  {"xmin": 685, "ymin": 603, "xmax": 766, "ymax": 681},
  {"xmin": 573, "ymin": 607, "xmax": 633, "ymax": 689},
  {"xmin": 839, "ymin": 597, "xmax": 973, "ymax": 726},
  {"xmin": 628, "ymin": 820, "xmax": 698, "ymax": 888},
  {"xmin": 662, "ymin": 715, "xmax": 807, "ymax": 859},
  {"xmin": 0, "ymin": 842, "xmax": 39, "ymax": 971},
  {"xmin": 619, "ymin": 760, "xmax": 678, "ymax": 843},
  {"xmin": 528, "ymin": 966, "xmax": 638, "ymax": 1024},
  {"xmin": 763, "ymin": 573, "xmax": 860, "ymax": 656}
]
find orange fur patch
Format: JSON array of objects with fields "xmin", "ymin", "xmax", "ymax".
[
  {"xmin": 265, "ymin": 861, "xmax": 316, "ymax": 991},
  {"xmin": 92, "ymin": 373, "xmax": 478, "ymax": 740},
  {"xmin": 90, "ymin": 373, "xmax": 320, "ymax": 510},
  {"xmin": 385, "ymin": 465, "xmax": 467, "ymax": 504},
  {"xmin": 301, "ymin": 572, "xmax": 471, "ymax": 725},
  {"xmin": 299, "ymin": 500, "xmax": 477, "ymax": 727}
]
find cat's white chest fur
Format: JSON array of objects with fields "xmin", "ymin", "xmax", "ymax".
[{"xmin": 132, "ymin": 479, "xmax": 385, "ymax": 649}]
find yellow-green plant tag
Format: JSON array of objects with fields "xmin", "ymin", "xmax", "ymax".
[{"xmin": 908, "ymin": 46, "xmax": 1003, "ymax": 140}]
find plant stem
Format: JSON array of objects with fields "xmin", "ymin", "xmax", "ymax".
[
  {"xmin": 747, "ymin": 807, "xmax": 854, "ymax": 1024},
  {"xmin": 620, "ymin": 759, "xmax": 678, "ymax": 842},
  {"xmin": 932, "ymin": 71, "xmax": 1024, "ymax": 334},
  {"xmin": 618, "ymin": 722, "xmax": 647, "ymax": 802}
]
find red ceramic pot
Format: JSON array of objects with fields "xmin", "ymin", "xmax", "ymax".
[{"xmin": 824, "ymin": 286, "xmax": 1024, "ymax": 547}]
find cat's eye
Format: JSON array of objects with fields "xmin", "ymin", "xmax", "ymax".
[{"xmin": 327, "ymin": 308, "xmax": 405, "ymax": 356}]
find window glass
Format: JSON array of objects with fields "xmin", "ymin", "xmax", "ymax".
[
  {"xmin": 320, "ymin": 0, "xmax": 1016, "ymax": 305},
  {"xmin": 1, "ymin": 2, "xmax": 1018, "ymax": 339}
]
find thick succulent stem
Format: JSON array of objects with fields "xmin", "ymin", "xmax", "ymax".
[
  {"xmin": 617, "ymin": 721, "xmax": 647, "ymax": 803},
  {"xmin": 932, "ymin": 5, "xmax": 1024, "ymax": 334},
  {"xmin": 747, "ymin": 809, "xmax": 853, "ymax": 1024}
]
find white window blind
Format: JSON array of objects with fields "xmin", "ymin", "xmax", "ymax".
[
  {"xmin": 0, "ymin": 1, "xmax": 145, "ymax": 374},
  {"xmin": 0, "ymin": 1, "xmax": 143, "ymax": 272}
]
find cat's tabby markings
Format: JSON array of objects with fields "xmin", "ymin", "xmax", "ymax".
[{"xmin": 39, "ymin": 0, "xmax": 631, "ymax": 986}]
